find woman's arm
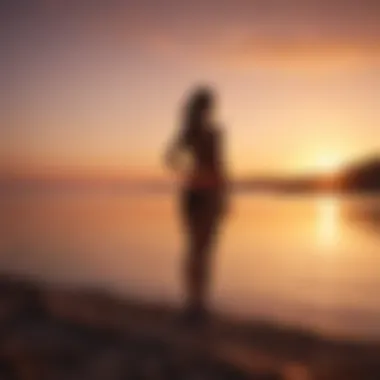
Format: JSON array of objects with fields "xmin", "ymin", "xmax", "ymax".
[{"xmin": 164, "ymin": 133, "xmax": 186, "ymax": 172}]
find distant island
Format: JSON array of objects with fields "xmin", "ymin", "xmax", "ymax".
[
  {"xmin": 340, "ymin": 156, "xmax": 380, "ymax": 193},
  {"xmin": 236, "ymin": 155, "xmax": 380, "ymax": 194}
]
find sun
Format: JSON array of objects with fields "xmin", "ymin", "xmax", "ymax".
[{"xmin": 313, "ymin": 154, "xmax": 343, "ymax": 175}]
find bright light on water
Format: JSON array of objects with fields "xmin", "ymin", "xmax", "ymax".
[{"xmin": 316, "ymin": 197, "xmax": 340, "ymax": 249}]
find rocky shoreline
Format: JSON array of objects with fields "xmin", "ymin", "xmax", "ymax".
[{"xmin": 0, "ymin": 274, "xmax": 379, "ymax": 379}]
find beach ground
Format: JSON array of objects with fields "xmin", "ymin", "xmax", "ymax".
[{"xmin": 0, "ymin": 274, "xmax": 379, "ymax": 380}]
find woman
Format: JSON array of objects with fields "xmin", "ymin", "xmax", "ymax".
[{"xmin": 164, "ymin": 87, "xmax": 228, "ymax": 325}]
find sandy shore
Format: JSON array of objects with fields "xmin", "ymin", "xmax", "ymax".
[{"xmin": 0, "ymin": 274, "xmax": 379, "ymax": 380}]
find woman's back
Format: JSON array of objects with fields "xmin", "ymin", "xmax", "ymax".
[
  {"xmin": 187, "ymin": 126, "xmax": 224, "ymax": 189},
  {"xmin": 191, "ymin": 127, "xmax": 218, "ymax": 167}
]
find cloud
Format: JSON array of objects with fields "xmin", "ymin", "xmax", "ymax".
[
  {"xmin": 114, "ymin": 27, "xmax": 380, "ymax": 72},
  {"xmin": 217, "ymin": 37, "xmax": 380, "ymax": 71}
]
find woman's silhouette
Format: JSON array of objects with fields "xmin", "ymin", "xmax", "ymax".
[{"xmin": 165, "ymin": 87, "xmax": 228, "ymax": 326}]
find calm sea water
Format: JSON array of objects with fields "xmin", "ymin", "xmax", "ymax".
[{"xmin": 1, "ymin": 191, "xmax": 380, "ymax": 341}]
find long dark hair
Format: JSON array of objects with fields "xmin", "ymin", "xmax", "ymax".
[{"xmin": 181, "ymin": 87, "xmax": 214, "ymax": 147}]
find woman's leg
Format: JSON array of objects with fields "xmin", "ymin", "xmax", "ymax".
[{"xmin": 185, "ymin": 198, "xmax": 220, "ymax": 317}]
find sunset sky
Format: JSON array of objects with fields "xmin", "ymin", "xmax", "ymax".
[{"xmin": 1, "ymin": 0, "xmax": 379, "ymax": 180}]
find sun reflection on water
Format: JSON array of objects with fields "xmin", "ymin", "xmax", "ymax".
[{"xmin": 316, "ymin": 197, "xmax": 340, "ymax": 249}]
